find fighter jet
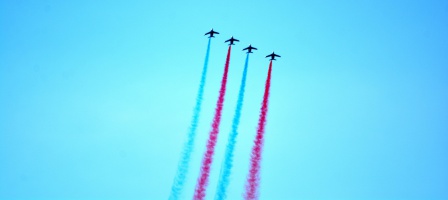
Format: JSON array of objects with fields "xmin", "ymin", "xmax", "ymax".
[
  {"xmin": 225, "ymin": 36, "xmax": 239, "ymax": 45},
  {"xmin": 266, "ymin": 52, "xmax": 281, "ymax": 60},
  {"xmin": 205, "ymin": 29, "xmax": 219, "ymax": 38},
  {"xmin": 243, "ymin": 44, "xmax": 257, "ymax": 53}
]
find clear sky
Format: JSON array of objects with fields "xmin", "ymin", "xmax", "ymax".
[{"xmin": 1, "ymin": 0, "xmax": 447, "ymax": 199}]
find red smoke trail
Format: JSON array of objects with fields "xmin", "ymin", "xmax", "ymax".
[
  {"xmin": 194, "ymin": 46, "xmax": 232, "ymax": 200},
  {"xmin": 244, "ymin": 61, "xmax": 272, "ymax": 200}
]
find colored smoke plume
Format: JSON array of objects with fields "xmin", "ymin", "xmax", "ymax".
[
  {"xmin": 194, "ymin": 45, "xmax": 232, "ymax": 200},
  {"xmin": 169, "ymin": 38, "xmax": 212, "ymax": 200},
  {"xmin": 244, "ymin": 61, "xmax": 272, "ymax": 200},
  {"xmin": 215, "ymin": 53, "xmax": 250, "ymax": 200}
]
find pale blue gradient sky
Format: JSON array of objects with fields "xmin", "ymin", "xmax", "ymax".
[{"xmin": 1, "ymin": 0, "xmax": 447, "ymax": 199}]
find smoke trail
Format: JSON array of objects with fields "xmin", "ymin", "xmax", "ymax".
[
  {"xmin": 169, "ymin": 38, "xmax": 212, "ymax": 200},
  {"xmin": 194, "ymin": 45, "xmax": 232, "ymax": 200},
  {"xmin": 215, "ymin": 53, "xmax": 250, "ymax": 200},
  {"xmin": 244, "ymin": 61, "xmax": 272, "ymax": 200}
]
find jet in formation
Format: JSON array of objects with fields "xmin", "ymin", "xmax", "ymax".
[
  {"xmin": 225, "ymin": 36, "xmax": 239, "ymax": 45},
  {"xmin": 243, "ymin": 44, "xmax": 257, "ymax": 53},
  {"xmin": 266, "ymin": 52, "xmax": 281, "ymax": 60},
  {"xmin": 205, "ymin": 29, "xmax": 219, "ymax": 38}
]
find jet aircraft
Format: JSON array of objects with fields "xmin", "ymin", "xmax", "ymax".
[
  {"xmin": 205, "ymin": 29, "xmax": 219, "ymax": 38},
  {"xmin": 225, "ymin": 36, "xmax": 239, "ymax": 45},
  {"xmin": 266, "ymin": 52, "xmax": 281, "ymax": 60},
  {"xmin": 243, "ymin": 44, "xmax": 257, "ymax": 53}
]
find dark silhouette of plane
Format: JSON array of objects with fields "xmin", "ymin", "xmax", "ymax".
[
  {"xmin": 205, "ymin": 29, "xmax": 219, "ymax": 38},
  {"xmin": 266, "ymin": 52, "xmax": 281, "ymax": 61},
  {"xmin": 225, "ymin": 36, "xmax": 239, "ymax": 45},
  {"xmin": 243, "ymin": 44, "xmax": 257, "ymax": 53}
]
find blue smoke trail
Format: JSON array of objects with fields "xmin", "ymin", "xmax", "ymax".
[
  {"xmin": 215, "ymin": 53, "xmax": 250, "ymax": 200},
  {"xmin": 169, "ymin": 38, "xmax": 211, "ymax": 200}
]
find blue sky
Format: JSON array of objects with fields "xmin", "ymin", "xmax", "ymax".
[{"xmin": 1, "ymin": 0, "xmax": 447, "ymax": 199}]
